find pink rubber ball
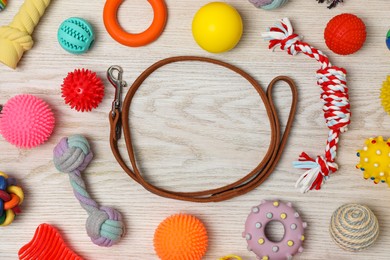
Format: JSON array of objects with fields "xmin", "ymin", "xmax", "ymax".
[{"xmin": 0, "ymin": 94, "xmax": 55, "ymax": 149}]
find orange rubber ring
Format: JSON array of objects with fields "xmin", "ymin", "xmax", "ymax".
[
  {"xmin": 4, "ymin": 193, "xmax": 20, "ymax": 210},
  {"xmin": 103, "ymin": 0, "xmax": 168, "ymax": 47}
]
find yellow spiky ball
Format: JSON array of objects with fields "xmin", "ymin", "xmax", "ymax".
[
  {"xmin": 356, "ymin": 136, "xmax": 390, "ymax": 185},
  {"xmin": 380, "ymin": 76, "xmax": 390, "ymax": 114}
]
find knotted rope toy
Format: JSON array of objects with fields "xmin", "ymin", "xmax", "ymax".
[
  {"xmin": 262, "ymin": 18, "xmax": 351, "ymax": 193},
  {"xmin": 0, "ymin": 0, "xmax": 51, "ymax": 69},
  {"xmin": 53, "ymin": 135, "xmax": 125, "ymax": 247},
  {"xmin": 248, "ymin": 0, "xmax": 289, "ymax": 10},
  {"xmin": 0, "ymin": 171, "xmax": 24, "ymax": 226}
]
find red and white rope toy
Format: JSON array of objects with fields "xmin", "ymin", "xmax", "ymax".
[{"xmin": 262, "ymin": 18, "xmax": 351, "ymax": 193}]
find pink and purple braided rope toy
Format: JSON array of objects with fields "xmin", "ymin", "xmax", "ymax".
[
  {"xmin": 53, "ymin": 135, "xmax": 125, "ymax": 247},
  {"xmin": 262, "ymin": 18, "xmax": 351, "ymax": 193}
]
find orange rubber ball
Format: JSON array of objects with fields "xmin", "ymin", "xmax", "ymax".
[
  {"xmin": 324, "ymin": 13, "xmax": 366, "ymax": 55},
  {"xmin": 154, "ymin": 214, "xmax": 208, "ymax": 260}
]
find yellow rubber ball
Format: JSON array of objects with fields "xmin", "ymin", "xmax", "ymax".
[{"xmin": 192, "ymin": 2, "xmax": 243, "ymax": 53}]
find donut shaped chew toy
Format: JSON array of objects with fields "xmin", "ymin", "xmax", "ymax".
[
  {"xmin": 103, "ymin": 0, "xmax": 167, "ymax": 47},
  {"xmin": 243, "ymin": 200, "xmax": 306, "ymax": 260}
]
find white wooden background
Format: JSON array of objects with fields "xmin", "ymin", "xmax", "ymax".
[{"xmin": 1, "ymin": 0, "xmax": 390, "ymax": 259}]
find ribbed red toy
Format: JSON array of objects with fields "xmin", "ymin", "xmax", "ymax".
[
  {"xmin": 0, "ymin": 94, "xmax": 55, "ymax": 149},
  {"xmin": 324, "ymin": 13, "xmax": 366, "ymax": 55},
  {"xmin": 61, "ymin": 69, "xmax": 105, "ymax": 112}
]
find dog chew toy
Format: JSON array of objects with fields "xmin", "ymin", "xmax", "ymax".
[
  {"xmin": 381, "ymin": 76, "xmax": 390, "ymax": 114},
  {"xmin": 154, "ymin": 214, "xmax": 208, "ymax": 260},
  {"xmin": 53, "ymin": 135, "xmax": 125, "ymax": 247},
  {"xmin": 62, "ymin": 69, "xmax": 105, "ymax": 112},
  {"xmin": 192, "ymin": 2, "xmax": 243, "ymax": 53},
  {"xmin": 19, "ymin": 223, "xmax": 82, "ymax": 260},
  {"xmin": 386, "ymin": 30, "xmax": 390, "ymax": 50},
  {"xmin": 356, "ymin": 136, "xmax": 390, "ymax": 185},
  {"xmin": 248, "ymin": 0, "xmax": 288, "ymax": 10},
  {"xmin": 324, "ymin": 13, "xmax": 366, "ymax": 55},
  {"xmin": 317, "ymin": 0, "xmax": 343, "ymax": 9},
  {"xmin": 0, "ymin": 172, "xmax": 24, "ymax": 226},
  {"xmin": 243, "ymin": 200, "xmax": 306, "ymax": 260},
  {"xmin": 219, "ymin": 256, "xmax": 242, "ymax": 260},
  {"xmin": 0, "ymin": 0, "xmax": 51, "ymax": 69},
  {"xmin": 0, "ymin": 94, "xmax": 55, "ymax": 149},
  {"xmin": 0, "ymin": 0, "xmax": 7, "ymax": 11},
  {"xmin": 330, "ymin": 204, "xmax": 379, "ymax": 252},
  {"xmin": 108, "ymin": 57, "xmax": 298, "ymax": 202},
  {"xmin": 58, "ymin": 17, "xmax": 95, "ymax": 55},
  {"xmin": 262, "ymin": 18, "xmax": 351, "ymax": 193},
  {"xmin": 103, "ymin": 0, "xmax": 167, "ymax": 47}
]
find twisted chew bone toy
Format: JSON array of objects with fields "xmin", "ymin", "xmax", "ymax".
[
  {"xmin": 262, "ymin": 18, "xmax": 351, "ymax": 193},
  {"xmin": 53, "ymin": 135, "xmax": 125, "ymax": 247},
  {"xmin": 0, "ymin": 0, "xmax": 51, "ymax": 69}
]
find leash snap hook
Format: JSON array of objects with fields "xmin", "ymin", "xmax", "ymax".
[{"xmin": 107, "ymin": 65, "xmax": 127, "ymax": 118}]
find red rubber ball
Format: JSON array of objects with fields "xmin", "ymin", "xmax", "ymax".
[
  {"xmin": 61, "ymin": 69, "xmax": 105, "ymax": 112},
  {"xmin": 324, "ymin": 13, "xmax": 366, "ymax": 55}
]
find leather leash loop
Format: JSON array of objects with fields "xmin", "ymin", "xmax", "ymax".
[{"xmin": 109, "ymin": 56, "xmax": 298, "ymax": 202}]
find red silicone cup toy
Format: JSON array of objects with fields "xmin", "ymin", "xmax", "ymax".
[{"xmin": 103, "ymin": 0, "xmax": 167, "ymax": 47}]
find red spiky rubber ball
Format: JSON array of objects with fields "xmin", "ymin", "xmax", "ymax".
[
  {"xmin": 154, "ymin": 214, "xmax": 208, "ymax": 260},
  {"xmin": 0, "ymin": 95, "xmax": 55, "ymax": 149},
  {"xmin": 324, "ymin": 13, "xmax": 366, "ymax": 55},
  {"xmin": 61, "ymin": 69, "xmax": 104, "ymax": 112}
]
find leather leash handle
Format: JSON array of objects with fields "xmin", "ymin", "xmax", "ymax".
[{"xmin": 109, "ymin": 56, "xmax": 298, "ymax": 202}]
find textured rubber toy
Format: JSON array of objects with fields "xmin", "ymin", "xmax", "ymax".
[
  {"xmin": 19, "ymin": 223, "xmax": 82, "ymax": 260},
  {"xmin": 154, "ymin": 214, "xmax": 208, "ymax": 260},
  {"xmin": 61, "ymin": 69, "xmax": 105, "ymax": 112},
  {"xmin": 243, "ymin": 200, "xmax": 306, "ymax": 259},
  {"xmin": 0, "ymin": 94, "xmax": 55, "ymax": 149},
  {"xmin": 58, "ymin": 17, "xmax": 95, "ymax": 54},
  {"xmin": 0, "ymin": 0, "xmax": 7, "ymax": 11},
  {"xmin": 380, "ymin": 75, "xmax": 390, "ymax": 114},
  {"xmin": 324, "ymin": 13, "xmax": 366, "ymax": 55},
  {"xmin": 356, "ymin": 136, "xmax": 390, "ymax": 185}
]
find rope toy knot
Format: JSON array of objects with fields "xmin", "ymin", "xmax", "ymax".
[
  {"xmin": 86, "ymin": 206, "xmax": 124, "ymax": 247},
  {"xmin": 317, "ymin": 66, "xmax": 350, "ymax": 132},
  {"xmin": 53, "ymin": 135, "xmax": 125, "ymax": 247},
  {"xmin": 53, "ymin": 135, "xmax": 93, "ymax": 174},
  {"xmin": 293, "ymin": 152, "xmax": 338, "ymax": 193},
  {"xmin": 0, "ymin": 26, "xmax": 33, "ymax": 69},
  {"xmin": 0, "ymin": 172, "xmax": 24, "ymax": 226}
]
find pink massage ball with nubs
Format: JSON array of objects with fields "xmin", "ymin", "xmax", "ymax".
[{"xmin": 0, "ymin": 94, "xmax": 55, "ymax": 149}]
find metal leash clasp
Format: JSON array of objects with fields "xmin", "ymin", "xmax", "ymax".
[{"xmin": 107, "ymin": 65, "xmax": 127, "ymax": 139}]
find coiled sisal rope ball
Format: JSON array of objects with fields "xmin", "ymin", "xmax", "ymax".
[
  {"xmin": 0, "ymin": 0, "xmax": 51, "ymax": 69},
  {"xmin": 248, "ymin": 0, "xmax": 288, "ymax": 10},
  {"xmin": 53, "ymin": 135, "xmax": 125, "ymax": 247},
  {"xmin": 330, "ymin": 204, "xmax": 379, "ymax": 252}
]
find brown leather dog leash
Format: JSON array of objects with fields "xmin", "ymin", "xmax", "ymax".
[{"xmin": 108, "ymin": 56, "xmax": 298, "ymax": 202}]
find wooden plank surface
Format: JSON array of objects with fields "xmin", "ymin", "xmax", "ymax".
[{"xmin": 1, "ymin": 0, "xmax": 390, "ymax": 259}]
